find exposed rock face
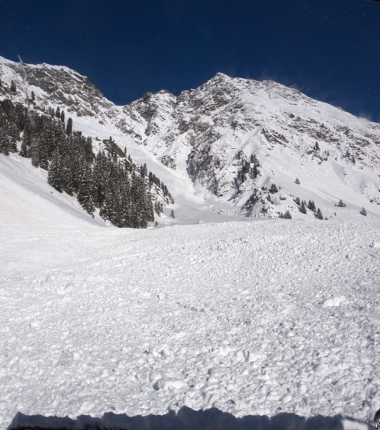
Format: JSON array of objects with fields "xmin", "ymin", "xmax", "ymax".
[
  {"xmin": 0, "ymin": 57, "xmax": 118, "ymax": 123},
  {"xmin": 26, "ymin": 66, "xmax": 114, "ymax": 118}
]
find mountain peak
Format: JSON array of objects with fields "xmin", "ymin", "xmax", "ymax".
[{"xmin": 207, "ymin": 72, "xmax": 233, "ymax": 85}]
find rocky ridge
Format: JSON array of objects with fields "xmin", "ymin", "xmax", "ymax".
[{"xmin": 0, "ymin": 57, "xmax": 120, "ymax": 123}]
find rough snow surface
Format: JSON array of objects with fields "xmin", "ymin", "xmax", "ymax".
[{"xmin": 1, "ymin": 156, "xmax": 380, "ymax": 430}]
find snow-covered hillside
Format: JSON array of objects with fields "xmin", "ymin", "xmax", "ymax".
[
  {"xmin": 1, "ymin": 56, "xmax": 380, "ymax": 222},
  {"xmin": 1, "ymin": 153, "xmax": 380, "ymax": 430}
]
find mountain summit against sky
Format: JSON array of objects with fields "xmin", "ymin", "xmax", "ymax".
[{"xmin": 1, "ymin": 55, "xmax": 380, "ymax": 221}]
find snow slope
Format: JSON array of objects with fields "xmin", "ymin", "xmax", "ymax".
[
  {"xmin": 1, "ymin": 153, "xmax": 380, "ymax": 429},
  {"xmin": 0, "ymin": 154, "xmax": 105, "ymax": 229}
]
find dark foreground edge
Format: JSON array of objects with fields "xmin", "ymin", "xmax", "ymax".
[{"xmin": 8, "ymin": 407, "xmax": 373, "ymax": 430}]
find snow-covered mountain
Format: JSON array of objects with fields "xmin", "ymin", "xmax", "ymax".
[
  {"xmin": 2, "ymin": 56, "xmax": 380, "ymax": 430},
  {"xmin": 118, "ymin": 73, "xmax": 380, "ymax": 219},
  {"xmin": 1, "ymin": 55, "xmax": 380, "ymax": 220}
]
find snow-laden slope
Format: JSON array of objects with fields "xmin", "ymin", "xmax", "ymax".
[
  {"xmin": 0, "ymin": 154, "xmax": 105, "ymax": 229},
  {"xmin": 1, "ymin": 152, "xmax": 380, "ymax": 429}
]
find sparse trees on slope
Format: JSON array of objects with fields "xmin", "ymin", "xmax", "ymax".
[
  {"xmin": 269, "ymin": 183, "xmax": 278, "ymax": 194},
  {"xmin": 279, "ymin": 210, "xmax": 292, "ymax": 219},
  {"xmin": 307, "ymin": 200, "xmax": 316, "ymax": 212},
  {"xmin": 299, "ymin": 201, "xmax": 307, "ymax": 214},
  {"xmin": 316, "ymin": 208, "xmax": 323, "ymax": 220}
]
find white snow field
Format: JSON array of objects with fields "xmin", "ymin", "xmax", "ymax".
[{"xmin": 1, "ymin": 153, "xmax": 380, "ymax": 430}]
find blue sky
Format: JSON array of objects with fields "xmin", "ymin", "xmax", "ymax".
[{"xmin": 1, "ymin": 0, "xmax": 380, "ymax": 121}]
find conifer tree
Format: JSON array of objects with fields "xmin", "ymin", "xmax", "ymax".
[
  {"xmin": 77, "ymin": 164, "xmax": 95, "ymax": 214},
  {"xmin": 0, "ymin": 128, "xmax": 10, "ymax": 155},
  {"xmin": 307, "ymin": 200, "xmax": 316, "ymax": 211},
  {"xmin": 270, "ymin": 183, "xmax": 278, "ymax": 194},
  {"xmin": 48, "ymin": 151, "xmax": 63, "ymax": 192},
  {"xmin": 29, "ymin": 114, "xmax": 40, "ymax": 168},
  {"xmin": 66, "ymin": 117, "xmax": 73, "ymax": 135},
  {"xmin": 7, "ymin": 123, "xmax": 18, "ymax": 153},
  {"xmin": 279, "ymin": 210, "xmax": 292, "ymax": 219},
  {"xmin": 38, "ymin": 136, "xmax": 49, "ymax": 170}
]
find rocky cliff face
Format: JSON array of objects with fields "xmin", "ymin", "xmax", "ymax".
[{"xmin": 0, "ymin": 57, "xmax": 119, "ymax": 123}]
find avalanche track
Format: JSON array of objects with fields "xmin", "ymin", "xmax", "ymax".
[{"xmin": 1, "ymin": 207, "xmax": 380, "ymax": 428}]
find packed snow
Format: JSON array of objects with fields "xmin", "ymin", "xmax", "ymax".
[{"xmin": 1, "ymin": 153, "xmax": 380, "ymax": 430}]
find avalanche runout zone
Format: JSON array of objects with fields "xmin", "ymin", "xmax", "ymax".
[{"xmin": 1, "ymin": 219, "xmax": 380, "ymax": 428}]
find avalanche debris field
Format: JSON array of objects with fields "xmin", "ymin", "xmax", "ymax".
[{"xmin": 1, "ymin": 212, "xmax": 380, "ymax": 428}]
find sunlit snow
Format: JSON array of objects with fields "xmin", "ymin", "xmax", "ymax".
[{"xmin": 1, "ymin": 153, "xmax": 380, "ymax": 429}]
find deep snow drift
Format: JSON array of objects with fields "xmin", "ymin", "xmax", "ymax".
[{"xmin": 1, "ymin": 154, "xmax": 380, "ymax": 430}]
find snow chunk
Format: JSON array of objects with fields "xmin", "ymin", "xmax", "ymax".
[
  {"xmin": 342, "ymin": 418, "xmax": 372, "ymax": 430},
  {"xmin": 323, "ymin": 296, "xmax": 346, "ymax": 307},
  {"xmin": 153, "ymin": 378, "xmax": 184, "ymax": 391}
]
